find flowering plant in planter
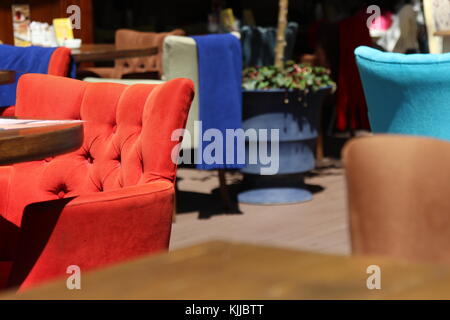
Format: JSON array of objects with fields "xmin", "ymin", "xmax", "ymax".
[
  {"xmin": 242, "ymin": 61, "xmax": 335, "ymax": 92},
  {"xmin": 239, "ymin": 61, "xmax": 336, "ymax": 204}
]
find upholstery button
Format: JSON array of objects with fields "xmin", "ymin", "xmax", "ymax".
[
  {"xmin": 44, "ymin": 157, "xmax": 53, "ymax": 162},
  {"xmin": 56, "ymin": 184, "xmax": 68, "ymax": 198},
  {"xmin": 85, "ymin": 152, "xmax": 94, "ymax": 163}
]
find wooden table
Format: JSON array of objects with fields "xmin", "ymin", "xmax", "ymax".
[
  {"xmin": 433, "ymin": 31, "xmax": 450, "ymax": 52},
  {"xmin": 0, "ymin": 122, "xmax": 83, "ymax": 165},
  {"xmin": 434, "ymin": 30, "xmax": 450, "ymax": 37},
  {"xmin": 0, "ymin": 71, "xmax": 15, "ymax": 85},
  {"xmin": 3, "ymin": 241, "xmax": 450, "ymax": 300},
  {"xmin": 71, "ymin": 44, "xmax": 158, "ymax": 63}
]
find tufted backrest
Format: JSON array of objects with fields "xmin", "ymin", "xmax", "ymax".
[
  {"xmin": 114, "ymin": 28, "xmax": 186, "ymax": 78},
  {"xmin": 5, "ymin": 74, "xmax": 194, "ymax": 227}
]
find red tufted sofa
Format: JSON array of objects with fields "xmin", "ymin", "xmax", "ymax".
[
  {"xmin": 0, "ymin": 47, "xmax": 74, "ymax": 118},
  {"xmin": 0, "ymin": 73, "xmax": 194, "ymax": 291}
]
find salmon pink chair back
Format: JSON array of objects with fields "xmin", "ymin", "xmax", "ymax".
[{"xmin": 344, "ymin": 135, "xmax": 450, "ymax": 264}]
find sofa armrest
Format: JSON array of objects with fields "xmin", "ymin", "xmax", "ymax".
[
  {"xmin": 9, "ymin": 180, "xmax": 175, "ymax": 290},
  {"xmin": 0, "ymin": 166, "xmax": 19, "ymax": 261},
  {"xmin": 0, "ymin": 166, "xmax": 13, "ymax": 216},
  {"xmin": 0, "ymin": 166, "xmax": 14, "ymax": 289}
]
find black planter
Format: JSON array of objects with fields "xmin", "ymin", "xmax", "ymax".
[{"xmin": 238, "ymin": 87, "xmax": 330, "ymax": 205}]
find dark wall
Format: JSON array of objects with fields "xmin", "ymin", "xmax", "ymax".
[
  {"xmin": 92, "ymin": 0, "xmax": 408, "ymax": 43},
  {"xmin": 93, "ymin": 0, "xmax": 213, "ymax": 42}
]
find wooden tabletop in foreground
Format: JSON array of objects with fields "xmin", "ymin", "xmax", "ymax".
[
  {"xmin": 71, "ymin": 44, "xmax": 158, "ymax": 63},
  {"xmin": 0, "ymin": 71, "xmax": 15, "ymax": 85},
  {"xmin": 3, "ymin": 241, "xmax": 450, "ymax": 300},
  {"xmin": 0, "ymin": 122, "xmax": 83, "ymax": 165}
]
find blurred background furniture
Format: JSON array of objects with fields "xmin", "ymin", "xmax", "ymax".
[
  {"xmin": 335, "ymin": 11, "xmax": 372, "ymax": 133},
  {"xmin": 0, "ymin": 73, "xmax": 194, "ymax": 291},
  {"xmin": 0, "ymin": 45, "xmax": 75, "ymax": 117},
  {"xmin": 356, "ymin": 46, "xmax": 450, "ymax": 141},
  {"xmin": 423, "ymin": 0, "xmax": 450, "ymax": 53},
  {"xmin": 82, "ymin": 29, "xmax": 185, "ymax": 80},
  {"xmin": 433, "ymin": 27, "xmax": 450, "ymax": 53},
  {"xmin": 369, "ymin": 1, "xmax": 421, "ymax": 54},
  {"xmin": 240, "ymin": 22, "xmax": 298, "ymax": 68},
  {"xmin": 4, "ymin": 241, "xmax": 450, "ymax": 299},
  {"xmin": 72, "ymin": 44, "xmax": 158, "ymax": 63},
  {"xmin": 344, "ymin": 135, "xmax": 450, "ymax": 264}
]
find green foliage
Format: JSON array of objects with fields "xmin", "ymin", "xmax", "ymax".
[{"xmin": 242, "ymin": 61, "xmax": 336, "ymax": 92}]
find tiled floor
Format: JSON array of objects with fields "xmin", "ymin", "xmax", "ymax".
[{"xmin": 170, "ymin": 163, "xmax": 350, "ymax": 255}]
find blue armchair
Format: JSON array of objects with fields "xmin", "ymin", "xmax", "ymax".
[{"xmin": 355, "ymin": 46, "xmax": 450, "ymax": 141}]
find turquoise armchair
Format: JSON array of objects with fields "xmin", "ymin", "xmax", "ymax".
[{"xmin": 355, "ymin": 46, "xmax": 450, "ymax": 141}]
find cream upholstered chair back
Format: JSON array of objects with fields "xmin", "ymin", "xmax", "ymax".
[{"xmin": 162, "ymin": 36, "xmax": 199, "ymax": 150}]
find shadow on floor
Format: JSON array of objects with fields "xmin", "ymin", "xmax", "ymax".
[
  {"xmin": 306, "ymin": 162, "xmax": 343, "ymax": 179},
  {"xmin": 176, "ymin": 177, "xmax": 325, "ymax": 220},
  {"xmin": 176, "ymin": 180, "xmax": 243, "ymax": 220}
]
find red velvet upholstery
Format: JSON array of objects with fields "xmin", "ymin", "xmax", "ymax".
[
  {"xmin": 0, "ymin": 106, "xmax": 15, "ymax": 117},
  {"xmin": 47, "ymin": 47, "xmax": 73, "ymax": 77},
  {"xmin": 0, "ymin": 74, "xmax": 194, "ymax": 291},
  {"xmin": 0, "ymin": 47, "xmax": 73, "ymax": 117}
]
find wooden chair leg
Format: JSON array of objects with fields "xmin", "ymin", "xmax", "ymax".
[
  {"xmin": 316, "ymin": 132, "xmax": 324, "ymax": 164},
  {"xmin": 172, "ymin": 193, "xmax": 177, "ymax": 223},
  {"xmin": 172, "ymin": 179, "xmax": 178, "ymax": 223},
  {"xmin": 218, "ymin": 169, "xmax": 233, "ymax": 210},
  {"xmin": 316, "ymin": 102, "xmax": 324, "ymax": 165}
]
